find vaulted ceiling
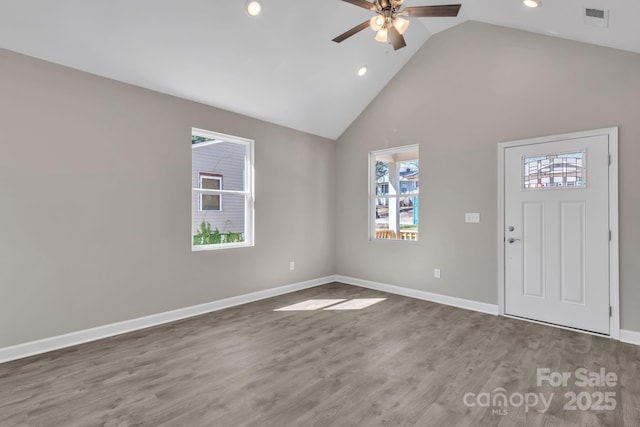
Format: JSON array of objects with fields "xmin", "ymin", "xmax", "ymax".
[{"xmin": 1, "ymin": 0, "xmax": 639, "ymax": 139}]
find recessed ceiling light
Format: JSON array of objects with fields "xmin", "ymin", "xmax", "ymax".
[
  {"xmin": 523, "ymin": 0, "xmax": 541, "ymax": 8},
  {"xmin": 357, "ymin": 66, "xmax": 368, "ymax": 77},
  {"xmin": 246, "ymin": 0, "xmax": 262, "ymax": 16}
]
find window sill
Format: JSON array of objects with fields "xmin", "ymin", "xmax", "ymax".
[
  {"xmin": 192, "ymin": 242, "xmax": 254, "ymax": 251},
  {"xmin": 369, "ymin": 237, "xmax": 420, "ymax": 245}
]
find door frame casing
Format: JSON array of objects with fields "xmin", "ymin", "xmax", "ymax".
[{"xmin": 497, "ymin": 127, "xmax": 619, "ymax": 339}]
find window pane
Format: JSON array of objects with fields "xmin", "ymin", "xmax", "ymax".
[
  {"xmin": 376, "ymin": 162, "xmax": 390, "ymax": 195},
  {"xmin": 523, "ymin": 152, "xmax": 584, "ymax": 189},
  {"xmin": 201, "ymin": 194, "xmax": 220, "ymax": 211},
  {"xmin": 399, "ymin": 162, "xmax": 419, "ymax": 195},
  {"xmin": 193, "ymin": 193, "xmax": 246, "ymax": 246},
  {"xmin": 400, "ymin": 196, "xmax": 418, "ymax": 241},
  {"xmin": 201, "ymin": 177, "xmax": 220, "ymax": 190},
  {"xmin": 375, "ymin": 201, "xmax": 394, "ymax": 239},
  {"xmin": 192, "ymin": 142, "xmax": 246, "ymax": 192}
]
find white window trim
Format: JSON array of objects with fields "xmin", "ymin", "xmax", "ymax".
[
  {"xmin": 199, "ymin": 173, "xmax": 223, "ymax": 212},
  {"xmin": 191, "ymin": 128, "xmax": 255, "ymax": 251},
  {"xmin": 368, "ymin": 144, "xmax": 419, "ymax": 242}
]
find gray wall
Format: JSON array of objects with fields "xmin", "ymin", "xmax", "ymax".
[
  {"xmin": 0, "ymin": 48, "xmax": 336, "ymax": 348},
  {"xmin": 335, "ymin": 22, "xmax": 640, "ymax": 332}
]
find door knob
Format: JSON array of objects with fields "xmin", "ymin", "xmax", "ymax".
[{"xmin": 507, "ymin": 238, "xmax": 521, "ymax": 243}]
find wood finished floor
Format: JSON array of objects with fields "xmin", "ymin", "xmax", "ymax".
[{"xmin": 1, "ymin": 282, "xmax": 639, "ymax": 426}]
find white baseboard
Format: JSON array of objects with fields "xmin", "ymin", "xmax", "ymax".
[
  {"xmin": 335, "ymin": 275, "xmax": 499, "ymax": 315},
  {"xmin": 0, "ymin": 276, "xmax": 334, "ymax": 364},
  {"xmin": 620, "ymin": 329, "xmax": 640, "ymax": 346},
  {"xmin": 5, "ymin": 274, "xmax": 634, "ymax": 364}
]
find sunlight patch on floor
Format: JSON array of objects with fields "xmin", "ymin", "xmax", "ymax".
[
  {"xmin": 323, "ymin": 298, "xmax": 387, "ymax": 310},
  {"xmin": 274, "ymin": 298, "xmax": 386, "ymax": 311},
  {"xmin": 274, "ymin": 299, "xmax": 347, "ymax": 311}
]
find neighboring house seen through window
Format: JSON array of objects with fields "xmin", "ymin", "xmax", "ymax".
[{"xmin": 192, "ymin": 128, "xmax": 254, "ymax": 250}]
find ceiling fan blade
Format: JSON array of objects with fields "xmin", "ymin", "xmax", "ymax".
[
  {"xmin": 341, "ymin": 0, "xmax": 377, "ymax": 11},
  {"xmin": 332, "ymin": 20, "xmax": 371, "ymax": 43},
  {"xmin": 402, "ymin": 4, "xmax": 461, "ymax": 17},
  {"xmin": 388, "ymin": 25, "xmax": 406, "ymax": 50}
]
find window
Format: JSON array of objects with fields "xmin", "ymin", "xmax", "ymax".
[
  {"xmin": 192, "ymin": 128, "xmax": 254, "ymax": 250},
  {"xmin": 199, "ymin": 173, "xmax": 222, "ymax": 211},
  {"xmin": 369, "ymin": 145, "xmax": 419, "ymax": 241},
  {"xmin": 523, "ymin": 151, "xmax": 584, "ymax": 189}
]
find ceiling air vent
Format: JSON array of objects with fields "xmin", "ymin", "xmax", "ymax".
[{"xmin": 584, "ymin": 8, "xmax": 609, "ymax": 28}]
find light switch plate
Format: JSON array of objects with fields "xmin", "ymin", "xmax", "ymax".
[{"xmin": 465, "ymin": 212, "xmax": 480, "ymax": 223}]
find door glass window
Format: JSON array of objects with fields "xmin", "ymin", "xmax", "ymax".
[{"xmin": 523, "ymin": 151, "xmax": 585, "ymax": 189}]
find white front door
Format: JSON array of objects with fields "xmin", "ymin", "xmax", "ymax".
[{"xmin": 504, "ymin": 133, "xmax": 610, "ymax": 334}]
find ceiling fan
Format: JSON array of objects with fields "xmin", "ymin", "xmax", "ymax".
[{"xmin": 332, "ymin": 0, "xmax": 461, "ymax": 50}]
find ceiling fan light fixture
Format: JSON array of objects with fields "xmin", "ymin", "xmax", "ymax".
[
  {"xmin": 375, "ymin": 27, "xmax": 388, "ymax": 43},
  {"xmin": 246, "ymin": 0, "xmax": 262, "ymax": 16},
  {"xmin": 393, "ymin": 17, "xmax": 410, "ymax": 35},
  {"xmin": 332, "ymin": 1, "xmax": 462, "ymax": 50},
  {"xmin": 523, "ymin": 0, "xmax": 541, "ymax": 8},
  {"xmin": 370, "ymin": 15, "xmax": 384, "ymax": 31}
]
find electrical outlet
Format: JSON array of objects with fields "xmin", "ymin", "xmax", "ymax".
[
  {"xmin": 434, "ymin": 268, "xmax": 441, "ymax": 279},
  {"xmin": 289, "ymin": 261, "xmax": 295, "ymax": 271}
]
